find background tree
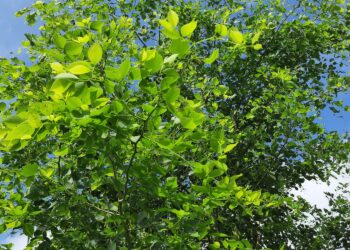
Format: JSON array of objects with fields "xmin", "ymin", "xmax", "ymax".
[{"xmin": 0, "ymin": 0, "xmax": 349, "ymax": 249}]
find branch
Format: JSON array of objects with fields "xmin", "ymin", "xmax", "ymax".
[
  {"xmin": 57, "ymin": 156, "xmax": 61, "ymax": 179},
  {"xmin": 86, "ymin": 202, "xmax": 117, "ymax": 215},
  {"xmin": 119, "ymin": 105, "xmax": 158, "ymax": 249},
  {"xmin": 122, "ymin": 105, "xmax": 158, "ymax": 203},
  {"xmin": 135, "ymin": 32, "xmax": 147, "ymax": 47}
]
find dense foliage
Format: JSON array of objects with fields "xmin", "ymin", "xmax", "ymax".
[{"xmin": 0, "ymin": 0, "xmax": 349, "ymax": 249}]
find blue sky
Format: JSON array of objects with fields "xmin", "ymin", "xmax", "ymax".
[
  {"xmin": 0, "ymin": 1, "xmax": 349, "ymax": 249},
  {"xmin": 0, "ymin": 1, "xmax": 38, "ymax": 58}
]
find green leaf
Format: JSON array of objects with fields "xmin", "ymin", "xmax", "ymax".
[
  {"xmin": 164, "ymin": 54, "xmax": 178, "ymax": 65},
  {"xmin": 7, "ymin": 123, "xmax": 35, "ymax": 140},
  {"xmin": 54, "ymin": 73, "xmax": 79, "ymax": 80},
  {"xmin": 170, "ymin": 39, "xmax": 190, "ymax": 55},
  {"xmin": 164, "ymin": 86, "xmax": 180, "ymax": 103},
  {"xmin": 88, "ymin": 43, "xmax": 103, "ymax": 64},
  {"xmin": 21, "ymin": 164, "xmax": 38, "ymax": 177},
  {"xmin": 53, "ymin": 147, "xmax": 69, "ymax": 156},
  {"xmin": 40, "ymin": 168, "xmax": 55, "ymax": 178},
  {"xmin": 215, "ymin": 24, "xmax": 228, "ymax": 36},
  {"xmin": 204, "ymin": 49, "xmax": 219, "ymax": 64},
  {"xmin": 165, "ymin": 177, "xmax": 178, "ymax": 190},
  {"xmin": 170, "ymin": 209, "xmax": 189, "ymax": 219},
  {"xmin": 145, "ymin": 53, "xmax": 163, "ymax": 73},
  {"xmin": 50, "ymin": 79, "xmax": 74, "ymax": 99},
  {"xmin": 105, "ymin": 59, "xmax": 131, "ymax": 80},
  {"xmin": 90, "ymin": 21, "xmax": 104, "ymax": 33},
  {"xmin": 253, "ymin": 44, "xmax": 263, "ymax": 50},
  {"xmin": 107, "ymin": 241, "xmax": 117, "ymax": 250},
  {"xmin": 6, "ymin": 221, "xmax": 20, "ymax": 229},
  {"xmin": 159, "ymin": 19, "xmax": 174, "ymax": 32},
  {"xmin": 167, "ymin": 10, "xmax": 179, "ymax": 27},
  {"xmin": 0, "ymin": 102, "xmax": 6, "ymax": 112},
  {"xmin": 180, "ymin": 21, "xmax": 197, "ymax": 37},
  {"xmin": 141, "ymin": 49, "xmax": 156, "ymax": 62},
  {"xmin": 4, "ymin": 116, "xmax": 25, "ymax": 127},
  {"xmin": 139, "ymin": 80, "xmax": 158, "ymax": 95},
  {"xmin": 229, "ymin": 29, "xmax": 244, "ymax": 44},
  {"xmin": 179, "ymin": 116, "xmax": 197, "ymax": 130},
  {"xmin": 103, "ymin": 80, "xmax": 115, "ymax": 94},
  {"xmin": 212, "ymin": 242, "xmax": 221, "ymax": 249},
  {"xmin": 119, "ymin": 59, "xmax": 131, "ymax": 79},
  {"xmin": 23, "ymin": 224, "xmax": 34, "ymax": 237},
  {"xmin": 159, "ymin": 19, "xmax": 180, "ymax": 39},
  {"xmin": 131, "ymin": 68, "xmax": 142, "ymax": 80},
  {"xmin": 64, "ymin": 41, "xmax": 83, "ymax": 56},
  {"xmin": 252, "ymin": 32, "xmax": 260, "ymax": 44},
  {"xmin": 111, "ymin": 100, "xmax": 124, "ymax": 113},
  {"xmin": 67, "ymin": 96, "xmax": 82, "ymax": 110},
  {"xmin": 224, "ymin": 143, "xmax": 238, "ymax": 153},
  {"xmin": 67, "ymin": 61, "xmax": 92, "ymax": 75},
  {"xmin": 53, "ymin": 34, "xmax": 66, "ymax": 49},
  {"xmin": 50, "ymin": 62, "xmax": 64, "ymax": 74}
]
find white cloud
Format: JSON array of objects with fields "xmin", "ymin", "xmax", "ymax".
[
  {"xmin": 293, "ymin": 173, "xmax": 350, "ymax": 209},
  {"xmin": 4, "ymin": 233, "xmax": 27, "ymax": 250}
]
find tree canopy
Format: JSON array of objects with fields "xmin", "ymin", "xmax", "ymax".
[{"xmin": 0, "ymin": 0, "xmax": 349, "ymax": 249}]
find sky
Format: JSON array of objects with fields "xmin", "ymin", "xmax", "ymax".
[
  {"xmin": 0, "ymin": 1, "xmax": 38, "ymax": 58},
  {"xmin": 0, "ymin": 1, "xmax": 349, "ymax": 249}
]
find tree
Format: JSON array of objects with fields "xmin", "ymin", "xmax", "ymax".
[{"xmin": 0, "ymin": 0, "xmax": 349, "ymax": 249}]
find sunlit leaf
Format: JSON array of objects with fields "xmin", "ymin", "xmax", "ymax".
[
  {"xmin": 67, "ymin": 61, "xmax": 91, "ymax": 75},
  {"xmin": 167, "ymin": 10, "xmax": 179, "ymax": 27},
  {"xmin": 180, "ymin": 21, "xmax": 197, "ymax": 37},
  {"xmin": 88, "ymin": 43, "xmax": 103, "ymax": 64},
  {"xmin": 64, "ymin": 41, "xmax": 83, "ymax": 56},
  {"xmin": 204, "ymin": 49, "xmax": 219, "ymax": 64},
  {"xmin": 229, "ymin": 29, "xmax": 244, "ymax": 44}
]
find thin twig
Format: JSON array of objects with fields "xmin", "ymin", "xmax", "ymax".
[
  {"xmin": 86, "ymin": 202, "xmax": 116, "ymax": 215},
  {"xmin": 58, "ymin": 156, "xmax": 61, "ymax": 178},
  {"xmin": 135, "ymin": 32, "xmax": 147, "ymax": 47},
  {"xmin": 119, "ymin": 105, "xmax": 158, "ymax": 249},
  {"xmin": 122, "ymin": 105, "xmax": 158, "ymax": 202}
]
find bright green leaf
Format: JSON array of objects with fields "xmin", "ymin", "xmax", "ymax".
[
  {"xmin": 167, "ymin": 10, "xmax": 179, "ymax": 27},
  {"xmin": 224, "ymin": 143, "xmax": 238, "ymax": 153},
  {"xmin": 67, "ymin": 61, "xmax": 92, "ymax": 75},
  {"xmin": 229, "ymin": 29, "xmax": 244, "ymax": 44},
  {"xmin": 53, "ymin": 147, "xmax": 69, "ymax": 156},
  {"xmin": 50, "ymin": 62, "xmax": 64, "ymax": 74},
  {"xmin": 253, "ymin": 44, "xmax": 263, "ymax": 50},
  {"xmin": 88, "ymin": 43, "xmax": 103, "ymax": 64},
  {"xmin": 252, "ymin": 32, "xmax": 260, "ymax": 44},
  {"xmin": 215, "ymin": 24, "xmax": 228, "ymax": 36},
  {"xmin": 165, "ymin": 177, "xmax": 178, "ymax": 190},
  {"xmin": 159, "ymin": 19, "xmax": 180, "ymax": 39},
  {"xmin": 54, "ymin": 73, "xmax": 79, "ymax": 80},
  {"xmin": 7, "ymin": 123, "xmax": 35, "ymax": 140},
  {"xmin": 145, "ymin": 53, "xmax": 163, "ymax": 73},
  {"xmin": 180, "ymin": 21, "xmax": 197, "ymax": 37},
  {"xmin": 204, "ymin": 49, "xmax": 219, "ymax": 64}
]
